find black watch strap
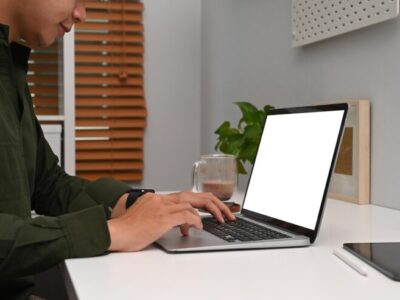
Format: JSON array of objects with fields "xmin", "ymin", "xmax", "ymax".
[{"xmin": 125, "ymin": 189, "xmax": 155, "ymax": 209}]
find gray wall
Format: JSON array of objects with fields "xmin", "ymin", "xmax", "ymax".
[
  {"xmin": 202, "ymin": 0, "xmax": 400, "ymax": 210},
  {"xmin": 140, "ymin": 0, "xmax": 201, "ymax": 191}
]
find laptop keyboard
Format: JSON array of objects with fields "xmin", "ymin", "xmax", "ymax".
[{"xmin": 202, "ymin": 217, "xmax": 290, "ymax": 243}]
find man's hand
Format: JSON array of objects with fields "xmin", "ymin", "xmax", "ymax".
[
  {"xmin": 167, "ymin": 191, "xmax": 236, "ymax": 236},
  {"xmin": 107, "ymin": 193, "xmax": 202, "ymax": 252},
  {"xmin": 169, "ymin": 191, "xmax": 236, "ymax": 222},
  {"xmin": 110, "ymin": 193, "xmax": 128, "ymax": 219},
  {"xmin": 107, "ymin": 191, "xmax": 236, "ymax": 252}
]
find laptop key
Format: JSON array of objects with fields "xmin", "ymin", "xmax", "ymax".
[
  {"xmin": 224, "ymin": 235, "xmax": 236, "ymax": 242},
  {"xmin": 203, "ymin": 217, "xmax": 290, "ymax": 242}
]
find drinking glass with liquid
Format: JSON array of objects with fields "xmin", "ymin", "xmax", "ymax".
[{"xmin": 192, "ymin": 154, "xmax": 237, "ymax": 201}]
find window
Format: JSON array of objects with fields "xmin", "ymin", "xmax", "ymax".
[
  {"xmin": 74, "ymin": 0, "xmax": 146, "ymax": 181},
  {"xmin": 29, "ymin": 41, "xmax": 61, "ymax": 116},
  {"xmin": 28, "ymin": 0, "xmax": 146, "ymax": 181}
]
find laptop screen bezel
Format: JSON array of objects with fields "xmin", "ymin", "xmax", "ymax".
[{"xmin": 240, "ymin": 103, "xmax": 348, "ymax": 243}]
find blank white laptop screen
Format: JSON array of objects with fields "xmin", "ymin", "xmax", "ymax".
[{"xmin": 243, "ymin": 110, "xmax": 345, "ymax": 230}]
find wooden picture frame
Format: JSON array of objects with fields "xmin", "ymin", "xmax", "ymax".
[{"xmin": 326, "ymin": 100, "xmax": 370, "ymax": 204}]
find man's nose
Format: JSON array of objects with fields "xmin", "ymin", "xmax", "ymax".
[{"xmin": 73, "ymin": 2, "xmax": 86, "ymax": 23}]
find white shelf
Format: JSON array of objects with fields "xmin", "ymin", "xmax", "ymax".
[
  {"xmin": 37, "ymin": 115, "xmax": 65, "ymax": 122},
  {"xmin": 292, "ymin": 0, "xmax": 400, "ymax": 47}
]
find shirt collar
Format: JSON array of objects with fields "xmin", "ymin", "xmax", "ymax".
[
  {"xmin": 0, "ymin": 23, "xmax": 10, "ymax": 42},
  {"xmin": 10, "ymin": 42, "xmax": 31, "ymax": 72},
  {"xmin": 0, "ymin": 23, "xmax": 31, "ymax": 73}
]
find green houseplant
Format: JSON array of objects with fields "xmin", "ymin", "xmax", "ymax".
[{"xmin": 214, "ymin": 102, "xmax": 274, "ymax": 174}]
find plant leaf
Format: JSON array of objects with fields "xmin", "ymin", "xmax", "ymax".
[
  {"xmin": 214, "ymin": 121, "xmax": 240, "ymax": 139},
  {"xmin": 214, "ymin": 140, "xmax": 222, "ymax": 151},
  {"xmin": 238, "ymin": 117, "xmax": 245, "ymax": 130},
  {"xmin": 263, "ymin": 104, "xmax": 274, "ymax": 114},
  {"xmin": 239, "ymin": 142, "xmax": 259, "ymax": 164},
  {"xmin": 214, "ymin": 121, "xmax": 230, "ymax": 135},
  {"xmin": 219, "ymin": 141, "xmax": 229, "ymax": 154},
  {"xmin": 235, "ymin": 102, "xmax": 260, "ymax": 126},
  {"xmin": 236, "ymin": 159, "xmax": 247, "ymax": 175},
  {"xmin": 225, "ymin": 135, "xmax": 244, "ymax": 155},
  {"xmin": 243, "ymin": 124, "xmax": 261, "ymax": 142},
  {"xmin": 257, "ymin": 110, "xmax": 266, "ymax": 125}
]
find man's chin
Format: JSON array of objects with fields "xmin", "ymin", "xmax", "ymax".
[
  {"xmin": 37, "ymin": 37, "xmax": 58, "ymax": 48},
  {"xmin": 16, "ymin": 37, "xmax": 56, "ymax": 49}
]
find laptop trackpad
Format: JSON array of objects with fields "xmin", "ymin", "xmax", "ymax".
[{"xmin": 156, "ymin": 227, "xmax": 227, "ymax": 250}]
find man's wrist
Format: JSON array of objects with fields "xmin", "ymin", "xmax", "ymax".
[
  {"xmin": 107, "ymin": 218, "xmax": 123, "ymax": 251},
  {"xmin": 110, "ymin": 193, "xmax": 129, "ymax": 219},
  {"xmin": 126, "ymin": 189, "xmax": 155, "ymax": 209}
]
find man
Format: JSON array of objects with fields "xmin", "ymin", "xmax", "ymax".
[{"xmin": 0, "ymin": 0, "xmax": 235, "ymax": 298}]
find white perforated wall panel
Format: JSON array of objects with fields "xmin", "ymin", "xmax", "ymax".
[{"xmin": 292, "ymin": 0, "xmax": 399, "ymax": 47}]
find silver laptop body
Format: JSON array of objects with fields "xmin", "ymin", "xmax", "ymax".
[{"xmin": 157, "ymin": 104, "xmax": 348, "ymax": 253}]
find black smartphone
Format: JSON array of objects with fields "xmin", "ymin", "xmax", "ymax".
[{"xmin": 343, "ymin": 242, "xmax": 400, "ymax": 281}]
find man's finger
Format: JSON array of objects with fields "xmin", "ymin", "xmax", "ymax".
[
  {"xmin": 180, "ymin": 224, "xmax": 190, "ymax": 236},
  {"xmin": 171, "ymin": 211, "xmax": 203, "ymax": 231},
  {"xmin": 167, "ymin": 202, "xmax": 198, "ymax": 216},
  {"xmin": 209, "ymin": 198, "xmax": 236, "ymax": 221},
  {"xmin": 202, "ymin": 201, "xmax": 225, "ymax": 223},
  {"xmin": 198, "ymin": 193, "xmax": 236, "ymax": 221},
  {"xmin": 160, "ymin": 194, "xmax": 180, "ymax": 205}
]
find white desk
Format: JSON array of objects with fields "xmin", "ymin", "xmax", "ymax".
[{"xmin": 63, "ymin": 199, "xmax": 400, "ymax": 300}]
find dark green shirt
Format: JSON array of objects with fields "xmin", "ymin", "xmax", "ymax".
[{"xmin": 0, "ymin": 24, "xmax": 131, "ymax": 299}]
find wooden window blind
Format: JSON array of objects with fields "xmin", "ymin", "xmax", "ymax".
[
  {"xmin": 75, "ymin": 0, "xmax": 146, "ymax": 182},
  {"xmin": 29, "ymin": 41, "xmax": 61, "ymax": 116}
]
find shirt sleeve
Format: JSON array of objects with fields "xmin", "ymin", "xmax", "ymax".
[
  {"xmin": 31, "ymin": 118, "xmax": 132, "ymax": 218},
  {"xmin": 0, "ymin": 205, "xmax": 110, "ymax": 278},
  {"xmin": 0, "ymin": 120, "xmax": 132, "ymax": 278}
]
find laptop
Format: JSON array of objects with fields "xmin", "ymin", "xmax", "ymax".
[{"xmin": 156, "ymin": 103, "xmax": 348, "ymax": 253}]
